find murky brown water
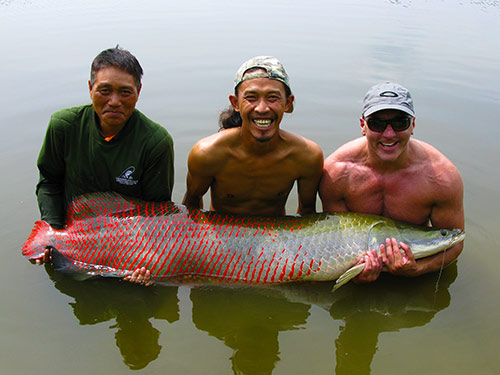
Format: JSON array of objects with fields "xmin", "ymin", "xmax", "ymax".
[{"xmin": 1, "ymin": 0, "xmax": 499, "ymax": 373}]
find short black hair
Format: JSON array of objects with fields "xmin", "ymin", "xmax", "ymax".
[{"xmin": 90, "ymin": 46, "xmax": 143, "ymax": 89}]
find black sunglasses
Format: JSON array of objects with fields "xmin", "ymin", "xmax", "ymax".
[{"xmin": 365, "ymin": 117, "xmax": 413, "ymax": 132}]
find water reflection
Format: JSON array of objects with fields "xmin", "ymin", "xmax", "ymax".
[
  {"xmin": 45, "ymin": 267, "xmax": 179, "ymax": 370},
  {"xmin": 190, "ymin": 286, "xmax": 310, "ymax": 375},
  {"xmin": 44, "ymin": 262, "xmax": 456, "ymax": 372},
  {"xmin": 188, "ymin": 263, "xmax": 456, "ymax": 374},
  {"xmin": 329, "ymin": 264, "xmax": 457, "ymax": 374},
  {"xmin": 279, "ymin": 265, "xmax": 456, "ymax": 373}
]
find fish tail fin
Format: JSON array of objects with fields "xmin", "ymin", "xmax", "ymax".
[
  {"xmin": 21, "ymin": 220, "xmax": 54, "ymax": 260},
  {"xmin": 332, "ymin": 263, "xmax": 365, "ymax": 291}
]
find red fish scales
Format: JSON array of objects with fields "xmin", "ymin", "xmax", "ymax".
[
  {"xmin": 86, "ymin": 219, "xmax": 115, "ymax": 267},
  {"xmin": 177, "ymin": 222, "xmax": 211, "ymax": 277},
  {"xmin": 149, "ymin": 221, "xmax": 174, "ymax": 276},
  {"xmin": 177, "ymin": 238, "xmax": 206, "ymax": 278},
  {"xmin": 128, "ymin": 217, "xmax": 162, "ymax": 271},
  {"xmin": 249, "ymin": 251, "xmax": 265, "ymax": 283},
  {"xmin": 110, "ymin": 218, "xmax": 143, "ymax": 270},
  {"xmin": 100, "ymin": 221, "xmax": 129, "ymax": 268},
  {"xmin": 144, "ymin": 220, "xmax": 170, "ymax": 270},
  {"xmin": 159, "ymin": 219, "xmax": 189, "ymax": 277},
  {"xmin": 221, "ymin": 249, "xmax": 238, "ymax": 280},
  {"xmin": 164, "ymin": 219, "xmax": 195, "ymax": 277},
  {"xmin": 152, "ymin": 218, "xmax": 185, "ymax": 276}
]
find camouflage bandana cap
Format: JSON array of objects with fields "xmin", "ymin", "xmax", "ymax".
[
  {"xmin": 234, "ymin": 56, "xmax": 291, "ymax": 91},
  {"xmin": 362, "ymin": 82, "xmax": 415, "ymax": 117}
]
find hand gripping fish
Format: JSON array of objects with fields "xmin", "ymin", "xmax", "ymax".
[{"xmin": 22, "ymin": 192, "xmax": 465, "ymax": 290}]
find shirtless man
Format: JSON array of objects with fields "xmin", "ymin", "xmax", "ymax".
[
  {"xmin": 182, "ymin": 56, "xmax": 323, "ymax": 216},
  {"xmin": 319, "ymin": 82, "xmax": 464, "ymax": 283}
]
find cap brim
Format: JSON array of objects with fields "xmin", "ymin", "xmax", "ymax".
[{"xmin": 364, "ymin": 104, "xmax": 415, "ymax": 117}]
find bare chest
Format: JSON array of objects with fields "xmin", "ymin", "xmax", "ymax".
[
  {"xmin": 345, "ymin": 171, "xmax": 434, "ymax": 225},
  {"xmin": 210, "ymin": 156, "xmax": 299, "ymax": 214}
]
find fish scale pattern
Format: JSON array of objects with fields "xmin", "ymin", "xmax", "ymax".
[
  {"xmin": 22, "ymin": 192, "xmax": 465, "ymax": 287},
  {"xmin": 40, "ymin": 201, "xmax": 369, "ymax": 283}
]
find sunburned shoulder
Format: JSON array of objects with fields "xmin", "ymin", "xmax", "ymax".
[
  {"xmin": 324, "ymin": 137, "xmax": 366, "ymax": 166},
  {"xmin": 411, "ymin": 139, "xmax": 463, "ymax": 186}
]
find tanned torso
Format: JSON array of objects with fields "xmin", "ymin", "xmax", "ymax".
[{"xmin": 184, "ymin": 127, "xmax": 323, "ymax": 216}]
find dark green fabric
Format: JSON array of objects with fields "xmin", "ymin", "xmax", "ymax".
[{"xmin": 36, "ymin": 104, "xmax": 174, "ymax": 228}]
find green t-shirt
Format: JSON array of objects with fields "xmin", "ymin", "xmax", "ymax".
[{"xmin": 36, "ymin": 104, "xmax": 174, "ymax": 228}]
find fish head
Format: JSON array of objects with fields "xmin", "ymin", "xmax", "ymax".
[
  {"xmin": 395, "ymin": 224, "xmax": 465, "ymax": 259},
  {"xmin": 21, "ymin": 220, "xmax": 58, "ymax": 260}
]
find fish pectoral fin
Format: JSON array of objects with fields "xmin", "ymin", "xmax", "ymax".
[
  {"xmin": 332, "ymin": 263, "xmax": 365, "ymax": 291},
  {"xmin": 51, "ymin": 249, "xmax": 93, "ymax": 280}
]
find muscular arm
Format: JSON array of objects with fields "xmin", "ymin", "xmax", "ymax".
[
  {"xmin": 318, "ymin": 155, "xmax": 349, "ymax": 213},
  {"xmin": 411, "ymin": 172, "xmax": 465, "ymax": 275},
  {"xmin": 383, "ymin": 164, "xmax": 465, "ymax": 277},
  {"xmin": 182, "ymin": 142, "xmax": 215, "ymax": 210},
  {"xmin": 297, "ymin": 143, "xmax": 324, "ymax": 215}
]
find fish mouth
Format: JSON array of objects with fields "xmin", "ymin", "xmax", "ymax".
[{"xmin": 452, "ymin": 230, "xmax": 466, "ymax": 244}]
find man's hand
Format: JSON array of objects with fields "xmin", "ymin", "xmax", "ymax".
[
  {"xmin": 380, "ymin": 238, "xmax": 419, "ymax": 277},
  {"xmin": 353, "ymin": 248, "xmax": 383, "ymax": 283},
  {"xmin": 30, "ymin": 248, "xmax": 52, "ymax": 265},
  {"xmin": 124, "ymin": 267, "xmax": 153, "ymax": 286}
]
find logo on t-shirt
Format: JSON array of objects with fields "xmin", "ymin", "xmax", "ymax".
[{"xmin": 116, "ymin": 166, "xmax": 139, "ymax": 186}]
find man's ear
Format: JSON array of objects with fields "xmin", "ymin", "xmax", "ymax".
[
  {"xmin": 285, "ymin": 95, "xmax": 295, "ymax": 113},
  {"xmin": 229, "ymin": 94, "xmax": 239, "ymax": 111},
  {"xmin": 360, "ymin": 117, "xmax": 366, "ymax": 136}
]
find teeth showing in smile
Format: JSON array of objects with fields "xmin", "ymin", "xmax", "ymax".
[
  {"xmin": 381, "ymin": 141, "xmax": 397, "ymax": 147},
  {"xmin": 254, "ymin": 119, "xmax": 272, "ymax": 128}
]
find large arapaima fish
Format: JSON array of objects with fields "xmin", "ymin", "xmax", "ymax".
[{"xmin": 22, "ymin": 192, "xmax": 465, "ymax": 290}]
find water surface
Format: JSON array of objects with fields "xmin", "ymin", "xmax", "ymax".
[{"xmin": 1, "ymin": 0, "xmax": 499, "ymax": 374}]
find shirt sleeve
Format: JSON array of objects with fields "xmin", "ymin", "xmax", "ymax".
[
  {"xmin": 35, "ymin": 113, "xmax": 67, "ymax": 228},
  {"xmin": 140, "ymin": 129, "xmax": 175, "ymax": 202}
]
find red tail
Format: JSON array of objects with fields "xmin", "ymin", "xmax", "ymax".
[{"xmin": 21, "ymin": 221, "xmax": 54, "ymax": 260}]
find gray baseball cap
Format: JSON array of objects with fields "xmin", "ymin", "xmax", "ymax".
[
  {"xmin": 362, "ymin": 82, "xmax": 415, "ymax": 117},
  {"xmin": 234, "ymin": 56, "xmax": 291, "ymax": 91}
]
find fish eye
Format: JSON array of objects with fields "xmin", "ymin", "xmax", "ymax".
[{"xmin": 440, "ymin": 229, "xmax": 447, "ymax": 236}]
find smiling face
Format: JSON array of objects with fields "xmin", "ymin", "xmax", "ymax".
[
  {"xmin": 89, "ymin": 66, "xmax": 141, "ymax": 136},
  {"xmin": 229, "ymin": 72, "xmax": 294, "ymax": 143},
  {"xmin": 361, "ymin": 109, "xmax": 415, "ymax": 163}
]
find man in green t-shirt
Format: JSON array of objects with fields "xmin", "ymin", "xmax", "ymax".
[{"xmin": 33, "ymin": 47, "xmax": 174, "ymax": 273}]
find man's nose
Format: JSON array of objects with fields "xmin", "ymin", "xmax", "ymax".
[
  {"xmin": 383, "ymin": 124, "xmax": 396, "ymax": 136},
  {"xmin": 108, "ymin": 92, "xmax": 121, "ymax": 106},
  {"xmin": 254, "ymin": 98, "xmax": 269, "ymax": 112}
]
